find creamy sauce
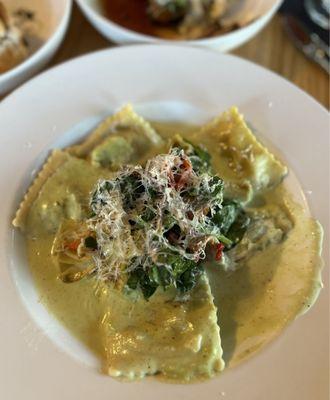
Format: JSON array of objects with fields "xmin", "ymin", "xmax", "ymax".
[
  {"xmin": 24, "ymin": 121, "xmax": 323, "ymax": 381},
  {"xmin": 206, "ymin": 186, "xmax": 323, "ymax": 366}
]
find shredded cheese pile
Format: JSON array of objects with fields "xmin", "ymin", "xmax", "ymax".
[{"xmin": 88, "ymin": 148, "xmax": 224, "ymax": 282}]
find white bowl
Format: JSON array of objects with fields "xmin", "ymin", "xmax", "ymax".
[
  {"xmin": 0, "ymin": 0, "xmax": 72, "ymax": 96},
  {"xmin": 76, "ymin": 0, "xmax": 283, "ymax": 50}
]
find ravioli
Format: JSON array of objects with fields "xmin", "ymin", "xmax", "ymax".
[
  {"xmin": 68, "ymin": 104, "xmax": 164, "ymax": 168},
  {"xmin": 190, "ymin": 107, "xmax": 287, "ymax": 201},
  {"xmin": 13, "ymin": 150, "xmax": 71, "ymax": 232},
  {"xmin": 101, "ymin": 273, "xmax": 224, "ymax": 381},
  {"xmin": 16, "ymin": 151, "xmax": 110, "ymax": 236}
]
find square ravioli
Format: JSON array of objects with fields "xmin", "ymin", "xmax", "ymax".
[
  {"xmin": 68, "ymin": 104, "xmax": 163, "ymax": 169},
  {"xmin": 190, "ymin": 107, "xmax": 287, "ymax": 202},
  {"xmin": 101, "ymin": 274, "xmax": 225, "ymax": 382},
  {"xmin": 13, "ymin": 150, "xmax": 109, "ymax": 233}
]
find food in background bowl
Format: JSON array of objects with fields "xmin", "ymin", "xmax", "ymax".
[
  {"xmin": 102, "ymin": 0, "xmax": 239, "ymax": 40},
  {"xmin": 0, "ymin": 2, "xmax": 28, "ymax": 73},
  {"xmin": 0, "ymin": 0, "xmax": 72, "ymax": 96},
  {"xmin": 148, "ymin": 0, "xmax": 229, "ymax": 39}
]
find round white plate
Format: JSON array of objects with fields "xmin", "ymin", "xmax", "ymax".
[{"xmin": 0, "ymin": 45, "xmax": 328, "ymax": 400}]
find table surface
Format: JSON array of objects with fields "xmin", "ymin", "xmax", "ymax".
[{"xmin": 49, "ymin": 4, "xmax": 329, "ymax": 110}]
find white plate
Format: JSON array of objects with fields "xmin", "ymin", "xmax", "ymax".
[
  {"xmin": 0, "ymin": 0, "xmax": 72, "ymax": 96},
  {"xmin": 76, "ymin": 0, "xmax": 282, "ymax": 51},
  {"xmin": 0, "ymin": 45, "xmax": 328, "ymax": 400}
]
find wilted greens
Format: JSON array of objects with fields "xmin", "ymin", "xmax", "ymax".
[{"xmin": 88, "ymin": 138, "xmax": 250, "ymax": 299}]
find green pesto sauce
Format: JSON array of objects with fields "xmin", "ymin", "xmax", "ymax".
[{"xmin": 25, "ymin": 122, "xmax": 323, "ymax": 381}]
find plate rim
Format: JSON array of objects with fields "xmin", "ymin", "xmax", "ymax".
[
  {"xmin": 0, "ymin": 44, "xmax": 328, "ymax": 400},
  {"xmin": 1, "ymin": 44, "xmax": 329, "ymax": 114}
]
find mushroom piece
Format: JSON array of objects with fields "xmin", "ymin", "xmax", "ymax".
[
  {"xmin": 147, "ymin": 0, "xmax": 229, "ymax": 39},
  {"xmin": 0, "ymin": 2, "xmax": 28, "ymax": 74},
  {"xmin": 178, "ymin": 0, "xmax": 228, "ymax": 38},
  {"xmin": 148, "ymin": 0, "xmax": 189, "ymax": 23}
]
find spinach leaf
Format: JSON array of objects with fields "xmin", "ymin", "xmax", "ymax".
[
  {"xmin": 119, "ymin": 172, "xmax": 145, "ymax": 211},
  {"xmin": 212, "ymin": 201, "xmax": 250, "ymax": 248},
  {"xmin": 191, "ymin": 145, "xmax": 211, "ymax": 168},
  {"xmin": 127, "ymin": 267, "xmax": 158, "ymax": 299},
  {"xmin": 173, "ymin": 137, "xmax": 211, "ymax": 173},
  {"xmin": 126, "ymin": 269, "xmax": 141, "ymax": 290},
  {"xmin": 176, "ymin": 264, "xmax": 203, "ymax": 293},
  {"xmin": 209, "ymin": 176, "xmax": 224, "ymax": 198},
  {"xmin": 157, "ymin": 266, "xmax": 174, "ymax": 288},
  {"xmin": 198, "ymin": 176, "xmax": 224, "ymax": 204},
  {"xmin": 126, "ymin": 256, "xmax": 201, "ymax": 299},
  {"xmin": 140, "ymin": 281, "xmax": 158, "ymax": 299},
  {"xmin": 166, "ymin": 254, "xmax": 196, "ymax": 277},
  {"xmin": 226, "ymin": 211, "xmax": 250, "ymax": 245},
  {"xmin": 141, "ymin": 208, "xmax": 156, "ymax": 223},
  {"xmin": 212, "ymin": 203, "xmax": 238, "ymax": 233}
]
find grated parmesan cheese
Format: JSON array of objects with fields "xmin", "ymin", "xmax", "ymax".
[{"xmin": 87, "ymin": 148, "xmax": 225, "ymax": 283}]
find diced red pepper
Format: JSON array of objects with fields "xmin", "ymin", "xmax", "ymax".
[
  {"xmin": 168, "ymin": 157, "xmax": 193, "ymax": 191},
  {"xmin": 215, "ymin": 243, "xmax": 225, "ymax": 261},
  {"xmin": 66, "ymin": 239, "xmax": 81, "ymax": 252},
  {"xmin": 175, "ymin": 170, "xmax": 191, "ymax": 190},
  {"xmin": 181, "ymin": 158, "xmax": 191, "ymax": 171}
]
